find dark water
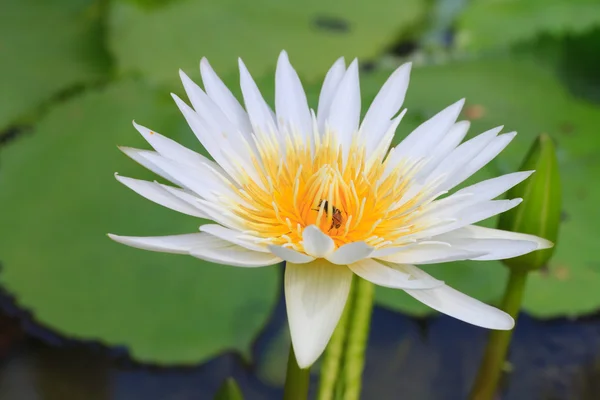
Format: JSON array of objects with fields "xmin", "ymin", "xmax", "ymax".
[{"xmin": 1, "ymin": 291, "xmax": 599, "ymax": 400}]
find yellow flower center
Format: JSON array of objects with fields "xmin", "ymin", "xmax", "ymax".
[{"xmin": 228, "ymin": 130, "xmax": 433, "ymax": 252}]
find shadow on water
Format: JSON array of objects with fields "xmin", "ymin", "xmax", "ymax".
[{"xmin": 1, "ymin": 291, "xmax": 600, "ymax": 400}]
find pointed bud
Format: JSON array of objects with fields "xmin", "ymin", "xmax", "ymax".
[
  {"xmin": 214, "ymin": 377, "xmax": 244, "ymax": 400},
  {"xmin": 498, "ymin": 133, "xmax": 561, "ymax": 271}
]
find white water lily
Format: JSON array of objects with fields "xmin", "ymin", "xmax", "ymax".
[{"xmin": 109, "ymin": 51, "xmax": 552, "ymax": 369}]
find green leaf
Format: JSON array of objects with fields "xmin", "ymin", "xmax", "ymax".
[
  {"xmin": 108, "ymin": 0, "xmax": 429, "ymax": 85},
  {"xmin": 0, "ymin": 78, "xmax": 279, "ymax": 364},
  {"xmin": 0, "ymin": 0, "xmax": 111, "ymax": 130},
  {"xmin": 375, "ymin": 57, "xmax": 600, "ymax": 317},
  {"xmin": 457, "ymin": 0, "xmax": 600, "ymax": 51},
  {"xmin": 214, "ymin": 378, "xmax": 244, "ymax": 400},
  {"xmin": 498, "ymin": 134, "xmax": 561, "ymax": 271}
]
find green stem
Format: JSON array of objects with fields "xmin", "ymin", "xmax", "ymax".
[
  {"xmin": 283, "ymin": 345, "xmax": 310, "ymax": 400},
  {"xmin": 342, "ymin": 277, "xmax": 375, "ymax": 400},
  {"xmin": 469, "ymin": 269, "xmax": 528, "ymax": 400},
  {"xmin": 318, "ymin": 278, "xmax": 356, "ymax": 400}
]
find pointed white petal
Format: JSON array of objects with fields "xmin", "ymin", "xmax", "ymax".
[
  {"xmin": 404, "ymin": 283, "xmax": 514, "ymax": 330},
  {"xmin": 390, "ymin": 99, "xmax": 465, "ymax": 170},
  {"xmin": 239, "ymin": 58, "xmax": 278, "ymax": 136},
  {"xmin": 375, "ymin": 242, "xmax": 485, "ymax": 264},
  {"xmin": 285, "ymin": 259, "xmax": 352, "ymax": 368},
  {"xmin": 108, "ymin": 232, "xmax": 213, "ymax": 254},
  {"xmin": 200, "ymin": 57, "xmax": 252, "ymax": 134},
  {"xmin": 190, "ymin": 239, "xmax": 282, "ymax": 267},
  {"xmin": 119, "ymin": 147, "xmax": 185, "ymax": 187},
  {"xmin": 326, "ymin": 242, "xmax": 373, "ymax": 265},
  {"xmin": 276, "ymin": 51, "xmax": 312, "ymax": 138},
  {"xmin": 317, "ymin": 57, "xmax": 346, "ymax": 132},
  {"xmin": 200, "ymin": 224, "xmax": 269, "ymax": 252},
  {"xmin": 302, "ymin": 225, "xmax": 335, "ymax": 257},
  {"xmin": 361, "ymin": 62, "xmax": 411, "ymax": 154},
  {"xmin": 348, "ymin": 259, "xmax": 444, "ymax": 289},
  {"xmin": 115, "ymin": 175, "xmax": 207, "ymax": 218},
  {"xmin": 268, "ymin": 245, "xmax": 315, "ymax": 264},
  {"xmin": 327, "ymin": 59, "xmax": 360, "ymax": 150}
]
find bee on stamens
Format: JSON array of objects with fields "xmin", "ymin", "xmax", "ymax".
[{"xmin": 312, "ymin": 199, "xmax": 344, "ymax": 231}]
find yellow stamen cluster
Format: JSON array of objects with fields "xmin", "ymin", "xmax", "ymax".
[{"xmin": 229, "ymin": 130, "xmax": 432, "ymax": 252}]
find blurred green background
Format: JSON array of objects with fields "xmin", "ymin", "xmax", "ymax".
[{"xmin": 1, "ymin": 0, "xmax": 600, "ymax": 398}]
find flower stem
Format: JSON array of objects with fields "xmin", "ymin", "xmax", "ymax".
[
  {"xmin": 283, "ymin": 345, "xmax": 310, "ymax": 400},
  {"xmin": 318, "ymin": 278, "xmax": 355, "ymax": 400},
  {"xmin": 342, "ymin": 277, "xmax": 375, "ymax": 400},
  {"xmin": 469, "ymin": 269, "xmax": 528, "ymax": 400}
]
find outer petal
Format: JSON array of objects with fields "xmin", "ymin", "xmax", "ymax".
[
  {"xmin": 239, "ymin": 58, "xmax": 278, "ymax": 137},
  {"xmin": 348, "ymin": 259, "xmax": 444, "ymax": 289},
  {"xmin": 108, "ymin": 232, "xmax": 215, "ymax": 254},
  {"xmin": 327, "ymin": 59, "xmax": 360, "ymax": 153},
  {"xmin": 200, "ymin": 224, "xmax": 269, "ymax": 252},
  {"xmin": 302, "ymin": 225, "xmax": 335, "ymax": 257},
  {"xmin": 268, "ymin": 245, "xmax": 315, "ymax": 264},
  {"xmin": 402, "ymin": 263, "xmax": 514, "ymax": 330},
  {"xmin": 115, "ymin": 174, "xmax": 207, "ymax": 218},
  {"xmin": 326, "ymin": 242, "xmax": 373, "ymax": 265},
  {"xmin": 317, "ymin": 57, "xmax": 346, "ymax": 132},
  {"xmin": 276, "ymin": 51, "xmax": 312, "ymax": 138},
  {"xmin": 360, "ymin": 62, "xmax": 411, "ymax": 155},
  {"xmin": 374, "ymin": 242, "xmax": 485, "ymax": 264},
  {"xmin": 285, "ymin": 259, "xmax": 353, "ymax": 368}
]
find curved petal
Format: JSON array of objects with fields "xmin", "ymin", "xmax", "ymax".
[
  {"xmin": 285, "ymin": 259, "xmax": 352, "ymax": 368},
  {"xmin": 302, "ymin": 225, "xmax": 335, "ymax": 258},
  {"xmin": 239, "ymin": 58, "xmax": 278, "ymax": 137},
  {"xmin": 276, "ymin": 51, "xmax": 312, "ymax": 138},
  {"xmin": 326, "ymin": 242, "xmax": 373, "ymax": 265},
  {"xmin": 375, "ymin": 242, "xmax": 485, "ymax": 264},
  {"xmin": 108, "ymin": 232, "xmax": 215, "ymax": 254},
  {"xmin": 200, "ymin": 224, "xmax": 268, "ymax": 252},
  {"xmin": 317, "ymin": 57, "xmax": 345, "ymax": 132},
  {"xmin": 348, "ymin": 259, "xmax": 443, "ymax": 289},
  {"xmin": 115, "ymin": 174, "xmax": 207, "ymax": 218},
  {"xmin": 327, "ymin": 59, "xmax": 360, "ymax": 153},
  {"xmin": 200, "ymin": 57, "xmax": 252, "ymax": 135},
  {"xmin": 190, "ymin": 241, "xmax": 281, "ymax": 267},
  {"xmin": 268, "ymin": 245, "xmax": 315, "ymax": 264},
  {"xmin": 361, "ymin": 62, "xmax": 411, "ymax": 155}
]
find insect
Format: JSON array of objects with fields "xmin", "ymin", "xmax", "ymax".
[{"xmin": 312, "ymin": 200, "xmax": 344, "ymax": 231}]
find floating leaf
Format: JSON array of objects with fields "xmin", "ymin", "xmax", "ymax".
[
  {"xmin": 0, "ymin": 0, "xmax": 111, "ymax": 130},
  {"xmin": 457, "ymin": 0, "xmax": 600, "ymax": 51},
  {"xmin": 108, "ymin": 0, "xmax": 429, "ymax": 85},
  {"xmin": 0, "ymin": 79, "xmax": 279, "ymax": 364},
  {"xmin": 375, "ymin": 58, "xmax": 600, "ymax": 317}
]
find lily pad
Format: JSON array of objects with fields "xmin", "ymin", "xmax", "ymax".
[
  {"xmin": 375, "ymin": 58, "xmax": 600, "ymax": 317},
  {"xmin": 0, "ymin": 0, "xmax": 111, "ymax": 130},
  {"xmin": 457, "ymin": 0, "xmax": 600, "ymax": 51},
  {"xmin": 108, "ymin": 0, "xmax": 429, "ymax": 85},
  {"xmin": 0, "ymin": 78, "xmax": 279, "ymax": 364}
]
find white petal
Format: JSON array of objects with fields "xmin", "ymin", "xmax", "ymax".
[
  {"xmin": 276, "ymin": 51, "xmax": 312, "ymax": 138},
  {"xmin": 348, "ymin": 259, "xmax": 444, "ymax": 289},
  {"xmin": 366, "ymin": 111, "xmax": 406, "ymax": 164},
  {"xmin": 132, "ymin": 121, "xmax": 220, "ymax": 172},
  {"xmin": 119, "ymin": 147, "xmax": 185, "ymax": 187},
  {"xmin": 302, "ymin": 225, "xmax": 335, "ymax": 257},
  {"xmin": 190, "ymin": 240, "xmax": 282, "ymax": 267},
  {"xmin": 326, "ymin": 59, "xmax": 360, "ymax": 151},
  {"xmin": 200, "ymin": 57, "xmax": 252, "ymax": 135},
  {"xmin": 200, "ymin": 224, "xmax": 268, "ymax": 252},
  {"xmin": 361, "ymin": 62, "xmax": 411, "ymax": 154},
  {"xmin": 388, "ymin": 99, "xmax": 464, "ymax": 173},
  {"xmin": 115, "ymin": 174, "xmax": 207, "ymax": 218},
  {"xmin": 268, "ymin": 245, "xmax": 315, "ymax": 264},
  {"xmin": 285, "ymin": 259, "xmax": 352, "ymax": 368},
  {"xmin": 239, "ymin": 58, "xmax": 278, "ymax": 136},
  {"xmin": 326, "ymin": 242, "xmax": 373, "ymax": 265},
  {"xmin": 404, "ymin": 283, "xmax": 514, "ymax": 330},
  {"xmin": 444, "ymin": 132, "xmax": 517, "ymax": 190},
  {"xmin": 108, "ymin": 232, "xmax": 213, "ymax": 254},
  {"xmin": 375, "ymin": 242, "xmax": 485, "ymax": 264},
  {"xmin": 317, "ymin": 57, "xmax": 346, "ymax": 132}
]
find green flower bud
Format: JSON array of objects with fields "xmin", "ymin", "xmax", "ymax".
[
  {"xmin": 215, "ymin": 377, "xmax": 244, "ymax": 400},
  {"xmin": 498, "ymin": 133, "xmax": 561, "ymax": 271}
]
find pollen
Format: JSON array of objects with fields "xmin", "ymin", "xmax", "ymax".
[{"xmin": 225, "ymin": 129, "xmax": 435, "ymax": 253}]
